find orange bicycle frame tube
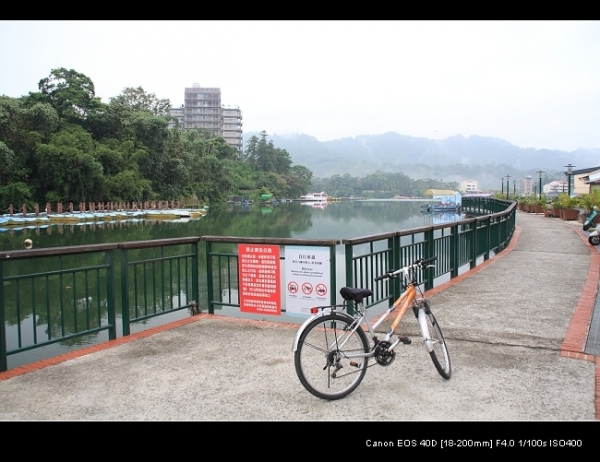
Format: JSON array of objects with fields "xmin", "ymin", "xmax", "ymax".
[{"xmin": 390, "ymin": 284, "xmax": 416, "ymax": 332}]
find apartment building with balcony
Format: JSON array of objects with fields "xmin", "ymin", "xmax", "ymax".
[
  {"xmin": 222, "ymin": 107, "xmax": 243, "ymax": 155},
  {"xmin": 169, "ymin": 83, "xmax": 243, "ymax": 156},
  {"xmin": 184, "ymin": 84, "xmax": 222, "ymax": 138}
]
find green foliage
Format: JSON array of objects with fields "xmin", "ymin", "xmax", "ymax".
[
  {"xmin": 0, "ymin": 141, "xmax": 14, "ymax": 186},
  {"xmin": 35, "ymin": 125, "xmax": 104, "ymax": 203},
  {"xmin": 38, "ymin": 68, "xmax": 100, "ymax": 122},
  {"xmin": 577, "ymin": 190, "xmax": 600, "ymax": 213},
  {"xmin": 311, "ymin": 171, "xmax": 459, "ymax": 198},
  {"xmin": 553, "ymin": 193, "xmax": 578, "ymax": 210},
  {"xmin": 0, "ymin": 181, "xmax": 32, "ymax": 211},
  {"xmin": 534, "ymin": 195, "xmax": 548, "ymax": 210},
  {"xmin": 0, "ymin": 69, "xmax": 315, "ymax": 207},
  {"xmin": 109, "ymin": 86, "xmax": 171, "ymax": 117}
]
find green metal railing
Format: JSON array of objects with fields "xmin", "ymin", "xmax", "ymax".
[
  {"xmin": 0, "ymin": 198, "xmax": 515, "ymax": 372},
  {"xmin": 118, "ymin": 238, "xmax": 200, "ymax": 336},
  {"xmin": 343, "ymin": 198, "xmax": 516, "ymax": 309},
  {"xmin": 0, "ymin": 239, "xmax": 200, "ymax": 371}
]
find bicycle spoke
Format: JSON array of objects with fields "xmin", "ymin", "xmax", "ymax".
[{"xmin": 294, "ymin": 314, "xmax": 370, "ymax": 400}]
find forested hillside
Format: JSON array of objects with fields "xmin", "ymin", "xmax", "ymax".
[{"xmin": 244, "ymin": 132, "xmax": 600, "ymax": 190}]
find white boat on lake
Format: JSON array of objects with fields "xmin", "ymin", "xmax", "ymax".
[{"xmin": 299, "ymin": 192, "xmax": 328, "ymax": 202}]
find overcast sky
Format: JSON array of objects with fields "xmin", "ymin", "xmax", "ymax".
[{"xmin": 1, "ymin": 21, "xmax": 599, "ymax": 152}]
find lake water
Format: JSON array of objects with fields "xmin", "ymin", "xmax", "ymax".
[{"xmin": 1, "ymin": 199, "xmax": 463, "ymax": 369}]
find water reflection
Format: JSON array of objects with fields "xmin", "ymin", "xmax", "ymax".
[
  {"xmin": 1, "ymin": 200, "xmax": 463, "ymax": 251},
  {"xmin": 2, "ymin": 200, "xmax": 466, "ymax": 369}
]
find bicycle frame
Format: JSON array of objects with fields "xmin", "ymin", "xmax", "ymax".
[
  {"xmin": 292, "ymin": 268, "xmax": 432, "ymax": 356},
  {"xmin": 293, "ymin": 256, "xmax": 450, "ymax": 400}
]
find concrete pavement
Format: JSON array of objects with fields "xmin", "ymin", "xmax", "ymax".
[{"xmin": 0, "ymin": 211, "xmax": 598, "ymax": 420}]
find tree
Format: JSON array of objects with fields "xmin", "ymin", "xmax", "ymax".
[
  {"xmin": 38, "ymin": 68, "xmax": 100, "ymax": 122},
  {"xmin": 22, "ymin": 102, "xmax": 60, "ymax": 140},
  {"xmin": 35, "ymin": 125, "xmax": 104, "ymax": 203},
  {"xmin": 109, "ymin": 86, "xmax": 171, "ymax": 117},
  {"xmin": 0, "ymin": 181, "xmax": 32, "ymax": 211},
  {"xmin": 0, "ymin": 142, "xmax": 14, "ymax": 186}
]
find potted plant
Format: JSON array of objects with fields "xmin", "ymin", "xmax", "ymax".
[
  {"xmin": 577, "ymin": 190, "xmax": 600, "ymax": 224},
  {"xmin": 549, "ymin": 195, "xmax": 562, "ymax": 218},
  {"xmin": 555, "ymin": 193, "xmax": 579, "ymax": 220},
  {"xmin": 534, "ymin": 195, "xmax": 548, "ymax": 215}
]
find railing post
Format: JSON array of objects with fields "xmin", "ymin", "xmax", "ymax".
[
  {"xmin": 485, "ymin": 216, "xmax": 491, "ymax": 261},
  {"xmin": 0, "ymin": 261, "xmax": 6, "ymax": 372},
  {"xmin": 192, "ymin": 241, "xmax": 199, "ymax": 311},
  {"xmin": 206, "ymin": 241, "xmax": 214, "ymax": 314},
  {"xmin": 392, "ymin": 235, "xmax": 401, "ymax": 306},
  {"xmin": 106, "ymin": 250, "xmax": 117, "ymax": 341},
  {"xmin": 120, "ymin": 248, "xmax": 130, "ymax": 336},
  {"xmin": 329, "ymin": 245, "xmax": 337, "ymax": 306},
  {"xmin": 451, "ymin": 223, "xmax": 459, "ymax": 278},
  {"xmin": 344, "ymin": 242, "xmax": 355, "ymax": 315},
  {"xmin": 424, "ymin": 227, "xmax": 435, "ymax": 291},
  {"xmin": 470, "ymin": 221, "xmax": 477, "ymax": 269}
]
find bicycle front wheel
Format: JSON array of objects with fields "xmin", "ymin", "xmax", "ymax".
[
  {"xmin": 424, "ymin": 311, "xmax": 451, "ymax": 379},
  {"xmin": 294, "ymin": 313, "xmax": 370, "ymax": 400}
]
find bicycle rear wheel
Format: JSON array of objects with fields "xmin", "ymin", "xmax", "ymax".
[
  {"xmin": 424, "ymin": 311, "xmax": 451, "ymax": 379},
  {"xmin": 294, "ymin": 313, "xmax": 370, "ymax": 400}
]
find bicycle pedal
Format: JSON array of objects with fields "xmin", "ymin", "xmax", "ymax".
[{"xmin": 399, "ymin": 336, "xmax": 411, "ymax": 345}]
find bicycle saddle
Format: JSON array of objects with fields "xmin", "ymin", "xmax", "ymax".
[{"xmin": 340, "ymin": 287, "xmax": 373, "ymax": 303}]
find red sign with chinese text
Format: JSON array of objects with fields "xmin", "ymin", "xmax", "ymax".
[{"xmin": 238, "ymin": 244, "xmax": 281, "ymax": 315}]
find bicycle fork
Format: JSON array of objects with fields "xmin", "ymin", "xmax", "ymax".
[{"xmin": 415, "ymin": 300, "xmax": 434, "ymax": 352}]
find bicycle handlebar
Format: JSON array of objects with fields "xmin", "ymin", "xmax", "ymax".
[{"xmin": 374, "ymin": 256, "xmax": 438, "ymax": 281}]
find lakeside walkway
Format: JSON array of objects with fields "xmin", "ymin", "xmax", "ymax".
[{"xmin": 0, "ymin": 211, "xmax": 598, "ymax": 420}]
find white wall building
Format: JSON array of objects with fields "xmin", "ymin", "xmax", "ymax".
[
  {"xmin": 460, "ymin": 180, "xmax": 478, "ymax": 193},
  {"xmin": 169, "ymin": 83, "xmax": 243, "ymax": 157},
  {"xmin": 520, "ymin": 176, "xmax": 534, "ymax": 196}
]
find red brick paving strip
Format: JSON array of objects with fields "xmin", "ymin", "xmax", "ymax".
[{"xmin": 560, "ymin": 226, "xmax": 599, "ymax": 361}]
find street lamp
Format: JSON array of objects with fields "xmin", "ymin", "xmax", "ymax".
[
  {"xmin": 513, "ymin": 179, "xmax": 516, "ymax": 198},
  {"xmin": 564, "ymin": 164, "xmax": 575, "ymax": 197},
  {"xmin": 501, "ymin": 177, "xmax": 505, "ymax": 196},
  {"xmin": 537, "ymin": 170, "xmax": 543, "ymax": 201},
  {"xmin": 506, "ymin": 175, "xmax": 511, "ymax": 200}
]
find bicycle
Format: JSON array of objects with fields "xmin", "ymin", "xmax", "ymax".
[{"xmin": 292, "ymin": 256, "xmax": 451, "ymax": 400}]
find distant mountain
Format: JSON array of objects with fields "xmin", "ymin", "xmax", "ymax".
[{"xmin": 242, "ymin": 131, "xmax": 600, "ymax": 190}]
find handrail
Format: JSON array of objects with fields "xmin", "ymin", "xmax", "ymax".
[{"xmin": 0, "ymin": 198, "xmax": 515, "ymax": 372}]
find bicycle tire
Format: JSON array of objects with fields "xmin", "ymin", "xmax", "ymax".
[
  {"xmin": 425, "ymin": 311, "xmax": 452, "ymax": 379},
  {"xmin": 294, "ymin": 313, "xmax": 370, "ymax": 400}
]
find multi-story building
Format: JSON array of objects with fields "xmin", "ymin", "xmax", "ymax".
[
  {"xmin": 459, "ymin": 179, "xmax": 478, "ymax": 194},
  {"xmin": 170, "ymin": 83, "xmax": 243, "ymax": 157},
  {"xmin": 520, "ymin": 176, "xmax": 534, "ymax": 196},
  {"xmin": 571, "ymin": 166, "xmax": 600, "ymax": 196},
  {"xmin": 168, "ymin": 106, "xmax": 184, "ymax": 129},
  {"xmin": 544, "ymin": 180, "xmax": 568, "ymax": 196},
  {"xmin": 183, "ymin": 84, "xmax": 222, "ymax": 137},
  {"xmin": 222, "ymin": 107, "xmax": 243, "ymax": 155}
]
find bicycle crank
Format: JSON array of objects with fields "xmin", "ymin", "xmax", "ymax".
[{"xmin": 374, "ymin": 341, "xmax": 396, "ymax": 366}]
